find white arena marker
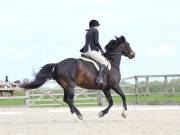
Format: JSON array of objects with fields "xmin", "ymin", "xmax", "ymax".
[{"xmin": 0, "ymin": 112, "xmax": 22, "ymax": 115}]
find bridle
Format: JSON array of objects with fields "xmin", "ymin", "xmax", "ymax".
[
  {"xmin": 108, "ymin": 42, "xmax": 131, "ymax": 56},
  {"xmin": 104, "ymin": 42, "xmax": 131, "ymax": 71},
  {"xmin": 109, "ymin": 52, "xmax": 122, "ymax": 55}
]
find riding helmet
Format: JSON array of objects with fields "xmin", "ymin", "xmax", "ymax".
[{"xmin": 89, "ymin": 19, "xmax": 100, "ymax": 28}]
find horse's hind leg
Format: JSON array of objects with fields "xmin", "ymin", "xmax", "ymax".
[
  {"xmin": 99, "ymin": 89, "xmax": 113, "ymax": 118},
  {"xmin": 63, "ymin": 87, "xmax": 83, "ymax": 120}
]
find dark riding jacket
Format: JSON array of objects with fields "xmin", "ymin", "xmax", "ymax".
[{"xmin": 80, "ymin": 28, "xmax": 103, "ymax": 53}]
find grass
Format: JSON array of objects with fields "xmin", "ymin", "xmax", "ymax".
[
  {"xmin": 137, "ymin": 95, "xmax": 180, "ymax": 105},
  {"xmin": 0, "ymin": 94, "xmax": 180, "ymax": 106},
  {"xmin": 0, "ymin": 99, "xmax": 24, "ymax": 106},
  {"xmin": 112, "ymin": 94, "xmax": 180, "ymax": 105}
]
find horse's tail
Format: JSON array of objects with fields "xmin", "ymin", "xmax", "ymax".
[{"xmin": 20, "ymin": 63, "xmax": 56, "ymax": 89}]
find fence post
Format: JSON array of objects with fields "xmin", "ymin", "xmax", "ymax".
[
  {"xmin": 164, "ymin": 76, "xmax": 168, "ymax": 94},
  {"xmin": 98, "ymin": 91, "xmax": 104, "ymax": 106},
  {"xmin": 24, "ymin": 89, "xmax": 30, "ymax": 106},
  {"xmin": 146, "ymin": 76, "xmax": 150, "ymax": 95},
  {"xmin": 23, "ymin": 79, "xmax": 30, "ymax": 107},
  {"xmin": 135, "ymin": 76, "xmax": 138, "ymax": 104},
  {"xmin": 172, "ymin": 86, "xmax": 175, "ymax": 96}
]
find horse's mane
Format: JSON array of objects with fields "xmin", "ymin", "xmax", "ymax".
[
  {"xmin": 105, "ymin": 40, "xmax": 116, "ymax": 52},
  {"xmin": 105, "ymin": 36, "xmax": 126, "ymax": 53}
]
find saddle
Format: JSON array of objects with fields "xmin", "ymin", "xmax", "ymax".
[{"xmin": 80, "ymin": 54, "xmax": 111, "ymax": 71}]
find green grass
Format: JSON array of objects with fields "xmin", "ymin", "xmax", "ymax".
[
  {"xmin": 138, "ymin": 95, "xmax": 180, "ymax": 105},
  {"xmin": 0, "ymin": 94, "xmax": 180, "ymax": 106},
  {"xmin": 0, "ymin": 91, "xmax": 25, "ymax": 106},
  {"xmin": 112, "ymin": 95, "xmax": 180, "ymax": 105},
  {"xmin": 0, "ymin": 99, "xmax": 24, "ymax": 106}
]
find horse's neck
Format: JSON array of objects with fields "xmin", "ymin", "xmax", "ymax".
[{"xmin": 106, "ymin": 55, "xmax": 121, "ymax": 70}]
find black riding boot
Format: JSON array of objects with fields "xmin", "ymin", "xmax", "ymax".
[{"xmin": 96, "ymin": 64, "xmax": 107, "ymax": 85}]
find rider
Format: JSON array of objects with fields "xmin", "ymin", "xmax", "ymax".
[
  {"xmin": 5, "ymin": 76, "xmax": 9, "ymax": 82},
  {"xmin": 80, "ymin": 19, "xmax": 108, "ymax": 85}
]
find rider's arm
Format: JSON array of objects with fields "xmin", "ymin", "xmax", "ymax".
[{"xmin": 94, "ymin": 30, "xmax": 104, "ymax": 54}]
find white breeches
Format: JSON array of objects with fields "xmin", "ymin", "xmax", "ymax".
[{"xmin": 83, "ymin": 50, "xmax": 108, "ymax": 66}]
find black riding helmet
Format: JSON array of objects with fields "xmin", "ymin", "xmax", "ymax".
[{"xmin": 89, "ymin": 19, "xmax": 100, "ymax": 28}]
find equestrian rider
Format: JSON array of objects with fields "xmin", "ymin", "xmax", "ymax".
[{"xmin": 80, "ymin": 19, "xmax": 108, "ymax": 85}]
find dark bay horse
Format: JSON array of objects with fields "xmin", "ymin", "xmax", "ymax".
[{"xmin": 21, "ymin": 36, "xmax": 135, "ymax": 120}]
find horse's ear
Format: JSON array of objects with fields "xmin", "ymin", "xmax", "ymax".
[
  {"xmin": 120, "ymin": 36, "xmax": 126, "ymax": 42},
  {"xmin": 114, "ymin": 36, "xmax": 118, "ymax": 40}
]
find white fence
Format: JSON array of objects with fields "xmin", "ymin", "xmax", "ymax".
[
  {"xmin": 0, "ymin": 74, "xmax": 180, "ymax": 106},
  {"xmin": 0, "ymin": 87, "xmax": 106, "ymax": 106}
]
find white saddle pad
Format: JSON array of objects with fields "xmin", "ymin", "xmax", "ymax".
[{"xmin": 80, "ymin": 57, "xmax": 111, "ymax": 71}]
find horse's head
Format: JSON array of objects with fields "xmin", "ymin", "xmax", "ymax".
[{"xmin": 105, "ymin": 36, "xmax": 135, "ymax": 59}]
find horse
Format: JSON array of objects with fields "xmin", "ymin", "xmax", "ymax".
[
  {"xmin": 21, "ymin": 36, "xmax": 135, "ymax": 120},
  {"xmin": 0, "ymin": 80, "xmax": 19, "ymax": 96}
]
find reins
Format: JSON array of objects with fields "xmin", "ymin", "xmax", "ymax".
[
  {"xmin": 104, "ymin": 52, "xmax": 122, "ymax": 71},
  {"xmin": 109, "ymin": 52, "xmax": 122, "ymax": 55}
]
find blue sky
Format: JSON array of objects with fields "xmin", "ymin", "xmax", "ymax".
[{"xmin": 0, "ymin": 0, "xmax": 180, "ymax": 82}]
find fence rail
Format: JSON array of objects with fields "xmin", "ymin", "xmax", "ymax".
[
  {"xmin": 0, "ymin": 74, "xmax": 180, "ymax": 106},
  {"xmin": 122, "ymin": 74, "xmax": 180, "ymax": 104}
]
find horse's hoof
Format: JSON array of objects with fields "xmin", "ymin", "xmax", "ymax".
[
  {"xmin": 72, "ymin": 114, "xmax": 82, "ymax": 122},
  {"xmin": 77, "ymin": 114, "xmax": 83, "ymax": 120},
  {"xmin": 121, "ymin": 110, "xmax": 127, "ymax": 119},
  {"xmin": 99, "ymin": 111, "xmax": 104, "ymax": 118}
]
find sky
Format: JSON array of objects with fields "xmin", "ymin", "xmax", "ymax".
[{"xmin": 0, "ymin": 0, "xmax": 180, "ymax": 82}]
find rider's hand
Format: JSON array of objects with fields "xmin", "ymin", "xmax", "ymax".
[{"xmin": 101, "ymin": 50, "xmax": 105, "ymax": 56}]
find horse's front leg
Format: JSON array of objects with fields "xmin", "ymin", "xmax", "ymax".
[
  {"xmin": 99, "ymin": 89, "xmax": 113, "ymax": 118},
  {"xmin": 112, "ymin": 85, "xmax": 127, "ymax": 118}
]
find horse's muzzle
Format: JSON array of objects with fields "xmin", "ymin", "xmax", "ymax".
[{"xmin": 129, "ymin": 50, "xmax": 135, "ymax": 59}]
